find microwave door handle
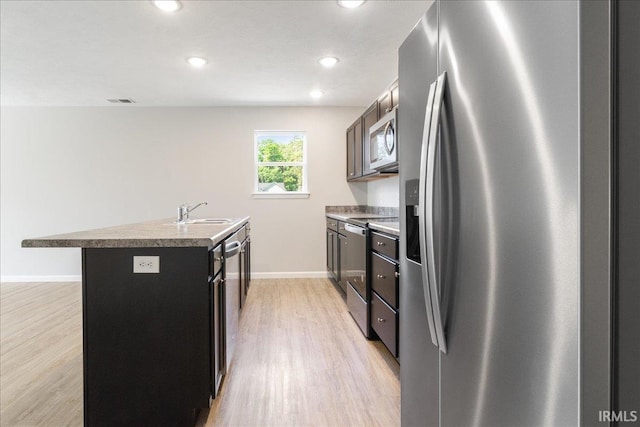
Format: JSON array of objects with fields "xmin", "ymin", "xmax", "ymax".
[
  {"xmin": 418, "ymin": 80, "xmax": 439, "ymax": 348},
  {"xmin": 384, "ymin": 122, "xmax": 394, "ymax": 155},
  {"xmin": 426, "ymin": 71, "xmax": 448, "ymax": 354}
]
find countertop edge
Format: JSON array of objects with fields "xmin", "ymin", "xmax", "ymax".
[
  {"xmin": 325, "ymin": 213, "xmax": 399, "ymax": 235},
  {"xmin": 367, "ymin": 222, "xmax": 400, "ymax": 237},
  {"xmin": 21, "ymin": 216, "xmax": 250, "ymax": 249}
]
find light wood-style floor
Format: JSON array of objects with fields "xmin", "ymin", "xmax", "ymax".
[{"xmin": 1, "ymin": 279, "xmax": 399, "ymax": 427}]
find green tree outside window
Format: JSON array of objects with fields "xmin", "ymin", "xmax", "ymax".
[{"xmin": 255, "ymin": 133, "xmax": 306, "ymax": 193}]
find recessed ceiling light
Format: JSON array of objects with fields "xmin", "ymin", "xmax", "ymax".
[
  {"xmin": 318, "ymin": 56, "xmax": 339, "ymax": 68},
  {"xmin": 337, "ymin": 0, "xmax": 366, "ymax": 9},
  {"xmin": 187, "ymin": 57, "xmax": 208, "ymax": 68},
  {"xmin": 310, "ymin": 90, "xmax": 324, "ymax": 99},
  {"xmin": 152, "ymin": 1, "xmax": 181, "ymax": 13}
]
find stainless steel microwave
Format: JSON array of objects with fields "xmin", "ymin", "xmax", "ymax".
[{"xmin": 368, "ymin": 107, "xmax": 398, "ymax": 172}]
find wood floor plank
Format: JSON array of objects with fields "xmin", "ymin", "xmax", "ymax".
[
  {"xmin": 199, "ymin": 278, "xmax": 400, "ymax": 427},
  {"xmin": 1, "ymin": 279, "xmax": 399, "ymax": 427},
  {"xmin": 1, "ymin": 282, "xmax": 83, "ymax": 427}
]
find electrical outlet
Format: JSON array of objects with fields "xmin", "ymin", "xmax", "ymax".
[{"xmin": 133, "ymin": 256, "xmax": 160, "ymax": 273}]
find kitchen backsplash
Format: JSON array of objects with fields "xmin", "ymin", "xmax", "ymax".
[
  {"xmin": 367, "ymin": 176, "xmax": 399, "ymax": 208},
  {"xmin": 325, "ymin": 205, "xmax": 399, "ymax": 216}
]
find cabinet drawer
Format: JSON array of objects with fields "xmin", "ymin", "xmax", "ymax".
[
  {"xmin": 371, "ymin": 231, "xmax": 398, "ymax": 260},
  {"xmin": 326, "ymin": 218, "xmax": 338, "ymax": 232},
  {"xmin": 371, "ymin": 252, "xmax": 398, "ymax": 309},
  {"xmin": 210, "ymin": 244, "xmax": 223, "ymax": 278},
  {"xmin": 347, "ymin": 283, "xmax": 369, "ymax": 338},
  {"xmin": 371, "ymin": 292, "xmax": 398, "ymax": 358}
]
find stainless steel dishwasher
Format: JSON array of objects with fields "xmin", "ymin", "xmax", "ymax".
[
  {"xmin": 223, "ymin": 229, "xmax": 243, "ymax": 373},
  {"xmin": 343, "ymin": 222, "xmax": 369, "ymax": 337}
]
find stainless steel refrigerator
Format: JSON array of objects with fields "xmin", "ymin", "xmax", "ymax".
[{"xmin": 399, "ymin": 1, "xmax": 639, "ymax": 426}]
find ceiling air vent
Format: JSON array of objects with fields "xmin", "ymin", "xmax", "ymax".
[{"xmin": 107, "ymin": 98, "xmax": 136, "ymax": 104}]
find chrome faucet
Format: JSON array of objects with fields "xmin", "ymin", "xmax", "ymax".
[{"xmin": 177, "ymin": 201, "xmax": 208, "ymax": 223}]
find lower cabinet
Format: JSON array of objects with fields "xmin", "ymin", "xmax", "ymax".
[
  {"xmin": 370, "ymin": 231, "xmax": 400, "ymax": 358},
  {"xmin": 83, "ymin": 247, "xmax": 211, "ymax": 426},
  {"xmin": 371, "ymin": 292, "xmax": 398, "ymax": 357},
  {"xmin": 80, "ymin": 223, "xmax": 251, "ymax": 426},
  {"xmin": 338, "ymin": 232, "xmax": 348, "ymax": 293},
  {"xmin": 326, "ymin": 218, "xmax": 339, "ymax": 282},
  {"xmin": 325, "ymin": 217, "xmax": 400, "ymax": 358}
]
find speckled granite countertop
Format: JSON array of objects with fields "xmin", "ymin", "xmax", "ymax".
[
  {"xmin": 326, "ymin": 212, "xmax": 392, "ymax": 221},
  {"xmin": 367, "ymin": 220, "xmax": 400, "ymax": 237},
  {"xmin": 325, "ymin": 205, "xmax": 399, "ymax": 235},
  {"xmin": 21, "ymin": 217, "xmax": 250, "ymax": 249}
]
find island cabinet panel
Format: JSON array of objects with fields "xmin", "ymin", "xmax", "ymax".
[{"xmin": 82, "ymin": 247, "xmax": 211, "ymax": 427}]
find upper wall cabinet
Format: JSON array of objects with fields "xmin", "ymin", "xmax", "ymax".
[
  {"xmin": 378, "ymin": 80, "xmax": 399, "ymax": 116},
  {"xmin": 347, "ymin": 79, "xmax": 399, "ymax": 182},
  {"xmin": 346, "ymin": 117, "xmax": 363, "ymax": 180},
  {"xmin": 361, "ymin": 102, "xmax": 379, "ymax": 177}
]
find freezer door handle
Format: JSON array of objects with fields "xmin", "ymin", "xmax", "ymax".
[
  {"xmin": 418, "ymin": 79, "xmax": 439, "ymax": 348},
  {"xmin": 425, "ymin": 71, "xmax": 448, "ymax": 354}
]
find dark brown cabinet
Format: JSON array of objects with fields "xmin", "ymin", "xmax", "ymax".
[
  {"xmin": 326, "ymin": 224, "xmax": 339, "ymax": 281},
  {"xmin": 346, "ymin": 118, "xmax": 363, "ymax": 180},
  {"xmin": 371, "ymin": 252, "xmax": 399, "ymax": 308},
  {"xmin": 83, "ymin": 247, "xmax": 211, "ymax": 426},
  {"xmin": 362, "ymin": 102, "xmax": 379, "ymax": 177},
  {"xmin": 371, "ymin": 292, "xmax": 398, "ymax": 357},
  {"xmin": 337, "ymin": 227, "xmax": 348, "ymax": 293},
  {"xmin": 370, "ymin": 230, "xmax": 400, "ymax": 358},
  {"xmin": 378, "ymin": 79, "xmax": 399, "ymax": 116},
  {"xmin": 346, "ymin": 79, "xmax": 399, "ymax": 182},
  {"xmin": 346, "ymin": 124, "xmax": 356, "ymax": 179},
  {"xmin": 354, "ymin": 120, "xmax": 363, "ymax": 178}
]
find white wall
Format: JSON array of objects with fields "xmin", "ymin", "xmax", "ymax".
[
  {"xmin": 367, "ymin": 175, "xmax": 399, "ymax": 207},
  {"xmin": 0, "ymin": 106, "xmax": 367, "ymax": 281}
]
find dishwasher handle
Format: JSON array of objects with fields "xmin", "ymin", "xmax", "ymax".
[
  {"xmin": 344, "ymin": 223, "xmax": 366, "ymax": 235},
  {"xmin": 225, "ymin": 240, "xmax": 242, "ymax": 258}
]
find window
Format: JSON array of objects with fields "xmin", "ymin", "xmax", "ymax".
[{"xmin": 254, "ymin": 131, "xmax": 308, "ymax": 198}]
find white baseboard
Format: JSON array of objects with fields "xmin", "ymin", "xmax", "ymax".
[
  {"xmin": 1, "ymin": 272, "xmax": 329, "ymax": 283},
  {"xmin": 1, "ymin": 275, "xmax": 82, "ymax": 283}
]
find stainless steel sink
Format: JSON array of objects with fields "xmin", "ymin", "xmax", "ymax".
[
  {"xmin": 188, "ymin": 218, "xmax": 235, "ymax": 224},
  {"xmin": 167, "ymin": 218, "xmax": 236, "ymax": 225}
]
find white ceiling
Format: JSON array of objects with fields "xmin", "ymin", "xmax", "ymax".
[{"xmin": 0, "ymin": 0, "xmax": 431, "ymax": 107}]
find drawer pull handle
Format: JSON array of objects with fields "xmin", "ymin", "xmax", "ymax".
[
  {"xmin": 215, "ymin": 257, "xmax": 224, "ymax": 263},
  {"xmin": 377, "ymin": 317, "xmax": 386, "ymax": 323},
  {"xmin": 394, "ymin": 272, "xmax": 400, "ymax": 278},
  {"xmin": 377, "ymin": 241, "xmax": 386, "ymax": 246},
  {"xmin": 377, "ymin": 274, "xmax": 386, "ymax": 279}
]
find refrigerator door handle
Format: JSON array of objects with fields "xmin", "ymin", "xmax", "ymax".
[
  {"xmin": 426, "ymin": 71, "xmax": 448, "ymax": 354},
  {"xmin": 418, "ymin": 80, "xmax": 439, "ymax": 348}
]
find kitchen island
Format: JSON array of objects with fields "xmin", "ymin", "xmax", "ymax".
[{"xmin": 22, "ymin": 217, "xmax": 251, "ymax": 427}]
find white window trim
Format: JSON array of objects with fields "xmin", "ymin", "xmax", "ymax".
[
  {"xmin": 251, "ymin": 192, "xmax": 310, "ymax": 199},
  {"xmin": 253, "ymin": 130, "xmax": 309, "ymax": 198}
]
